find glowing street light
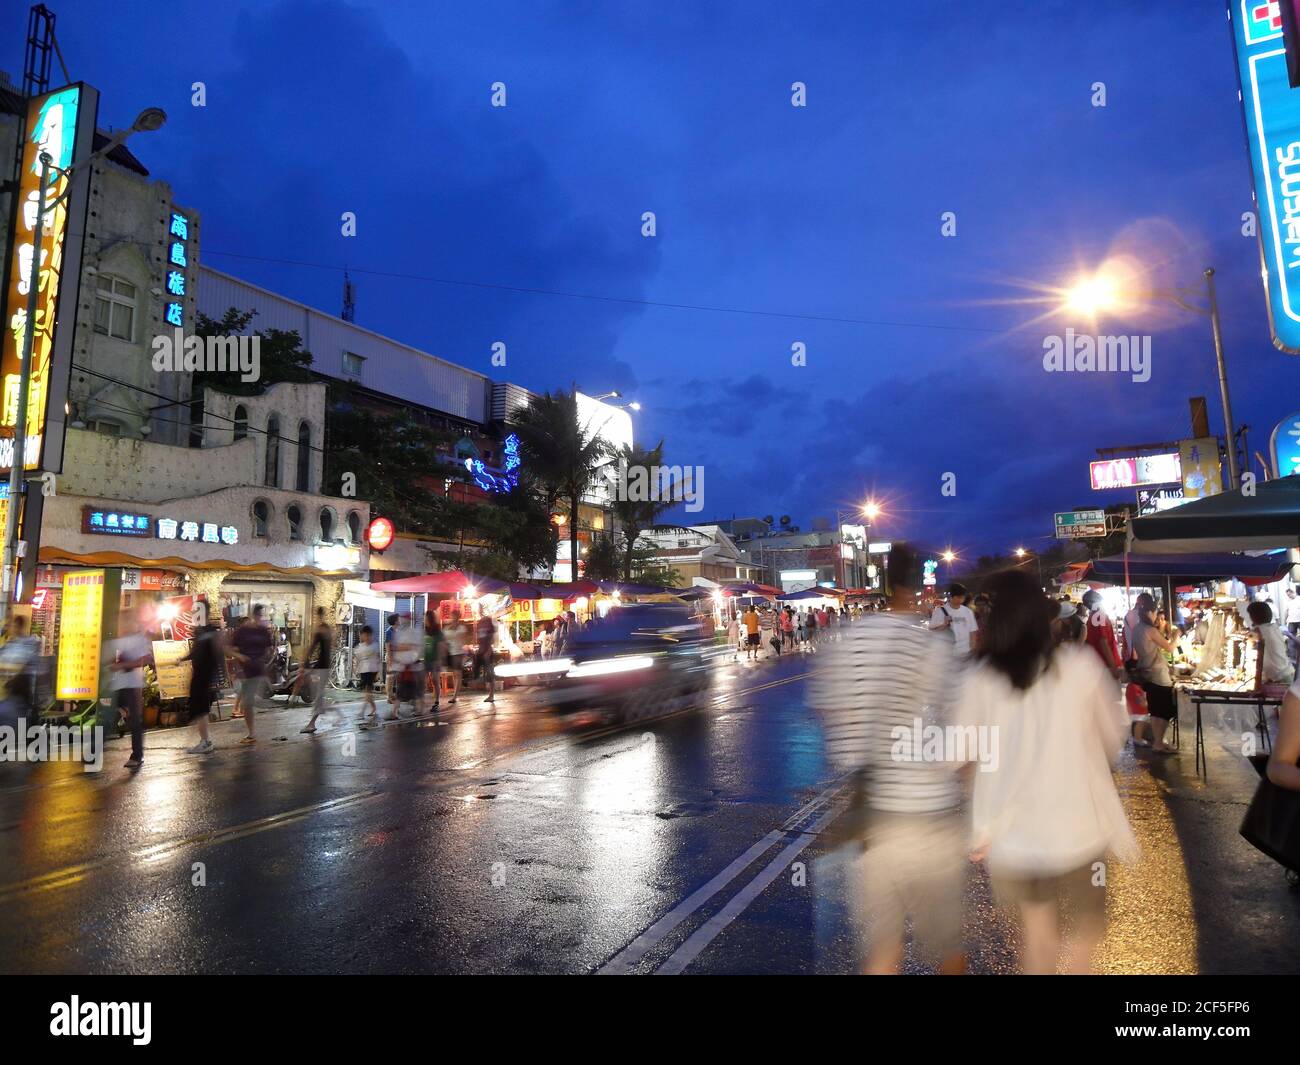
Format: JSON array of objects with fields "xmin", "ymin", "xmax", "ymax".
[
  {"xmin": 942, "ymin": 550, "xmax": 956, "ymax": 563},
  {"xmin": 863, "ymin": 500, "xmax": 881, "ymax": 521},
  {"xmin": 1063, "ymin": 273, "xmax": 1121, "ymax": 317},
  {"xmin": 1015, "ymin": 547, "xmax": 1026, "ymax": 558}
]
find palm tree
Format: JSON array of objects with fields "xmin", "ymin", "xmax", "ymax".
[
  {"xmin": 510, "ymin": 389, "xmax": 612, "ymax": 580},
  {"xmin": 608, "ymin": 441, "xmax": 678, "ymax": 582}
]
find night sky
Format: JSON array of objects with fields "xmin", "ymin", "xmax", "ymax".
[{"xmin": 9, "ymin": 0, "xmax": 1295, "ymax": 561}]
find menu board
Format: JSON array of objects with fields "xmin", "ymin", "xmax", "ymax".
[
  {"xmin": 151, "ymin": 640, "xmax": 192, "ymax": 701},
  {"xmin": 56, "ymin": 569, "xmax": 105, "ymax": 698}
]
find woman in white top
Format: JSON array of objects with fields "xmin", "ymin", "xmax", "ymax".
[
  {"xmin": 954, "ymin": 570, "xmax": 1137, "ymax": 975},
  {"xmin": 1247, "ymin": 601, "xmax": 1296, "ymax": 692}
]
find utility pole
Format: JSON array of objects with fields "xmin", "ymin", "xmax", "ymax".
[{"xmin": 1204, "ymin": 268, "xmax": 1239, "ymax": 490}]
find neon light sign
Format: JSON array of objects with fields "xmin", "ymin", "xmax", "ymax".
[{"xmin": 465, "ymin": 432, "xmax": 521, "ymax": 493}]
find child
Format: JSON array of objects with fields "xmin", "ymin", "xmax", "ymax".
[{"xmin": 354, "ymin": 626, "xmax": 381, "ymax": 727}]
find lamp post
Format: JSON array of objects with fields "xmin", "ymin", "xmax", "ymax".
[
  {"xmin": 0, "ymin": 108, "xmax": 166, "ymax": 621},
  {"xmin": 1063, "ymin": 264, "xmax": 1239, "ymax": 489},
  {"xmin": 1015, "ymin": 546, "xmax": 1044, "ymax": 587}
]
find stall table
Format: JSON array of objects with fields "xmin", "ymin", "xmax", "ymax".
[{"xmin": 1184, "ymin": 687, "xmax": 1277, "ymax": 777}]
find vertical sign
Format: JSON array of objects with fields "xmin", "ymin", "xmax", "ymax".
[
  {"xmin": 55, "ymin": 568, "xmax": 105, "ymax": 698},
  {"xmin": 1231, "ymin": 1, "xmax": 1300, "ymax": 352},
  {"xmin": 1179, "ymin": 436, "xmax": 1225, "ymax": 499},
  {"xmin": 1270, "ymin": 408, "xmax": 1300, "ymax": 476},
  {"xmin": 0, "ymin": 83, "xmax": 99, "ymax": 473},
  {"xmin": 163, "ymin": 210, "xmax": 191, "ymax": 329}
]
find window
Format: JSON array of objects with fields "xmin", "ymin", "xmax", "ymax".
[
  {"xmin": 89, "ymin": 419, "xmax": 122, "ymax": 437},
  {"xmin": 265, "ymin": 416, "xmax": 280, "ymax": 487},
  {"xmin": 188, "ymin": 398, "xmax": 204, "ymax": 448},
  {"xmin": 347, "ymin": 510, "xmax": 362, "ymax": 544},
  {"xmin": 252, "ymin": 500, "xmax": 270, "ymax": 538},
  {"xmin": 287, "ymin": 504, "xmax": 303, "ymax": 542},
  {"xmin": 233, "ymin": 405, "xmax": 248, "ymax": 440},
  {"xmin": 93, "ymin": 275, "xmax": 136, "ymax": 341},
  {"xmin": 342, "ymin": 351, "xmax": 365, "ymax": 378},
  {"xmin": 296, "ymin": 421, "xmax": 311, "ymax": 492},
  {"xmin": 319, "ymin": 507, "xmax": 335, "ymax": 542}
]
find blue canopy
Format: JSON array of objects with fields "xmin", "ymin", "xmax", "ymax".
[
  {"xmin": 1078, "ymin": 553, "xmax": 1290, "ymax": 586},
  {"xmin": 776, "ymin": 588, "xmax": 836, "ymax": 601}
]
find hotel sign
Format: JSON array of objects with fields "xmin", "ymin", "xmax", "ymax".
[
  {"xmin": 0, "ymin": 83, "xmax": 98, "ymax": 472},
  {"xmin": 1231, "ymin": 0, "xmax": 1300, "ymax": 351}
]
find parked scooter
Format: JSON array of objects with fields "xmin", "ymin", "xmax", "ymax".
[{"xmin": 266, "ymin": 630, "xmax": 317, "ymax": 705}]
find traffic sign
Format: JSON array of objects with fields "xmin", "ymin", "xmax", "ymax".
[{"xmin": 1054, "ymin": 509, "xmax": 1106, "ymax": 539}]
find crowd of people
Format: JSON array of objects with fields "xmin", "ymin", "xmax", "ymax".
[{"xmin": 811, "ymin": 575, "xmax": 1138, "ymax": 976}]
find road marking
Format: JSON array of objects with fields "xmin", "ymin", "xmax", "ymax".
[
  {"xmin": 652, "ymin": 800, "xmax": 845, "ymax": 975},
  {"xmin": 596, "ymin": 777, "xmax": 842, "ymax": 975},
  {"xmin": 0, "ymin": 790, "xmax": 379, "ymax": 903}
]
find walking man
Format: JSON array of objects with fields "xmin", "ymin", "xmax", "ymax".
[
  {"xmin": 230, "ymin": 605, "xmax": 273, "ymax": 745},
  {"xmin": 299, "ymin": 607, "xmax": 336, "ymax": 733},
  {"xmin": 109, "ymin": 609, "xmax": 154, "ymax": 770}
]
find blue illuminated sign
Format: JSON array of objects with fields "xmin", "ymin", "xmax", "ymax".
[
  {"xmin": 1232, "ymin": 0, "xmax": 1300, "ymax": 352},
  {"xmin": 1271, "ymin": 407, "xmax": 1300, "ymax": 475},
  {"xmin": 465, "ymin": 432, "xmax": 521, "ymax": 493}
]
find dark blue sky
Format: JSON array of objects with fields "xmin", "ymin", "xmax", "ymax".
[{"xmin": 11, "ymin": 0, "xmax": 1295, "ymax": 559}]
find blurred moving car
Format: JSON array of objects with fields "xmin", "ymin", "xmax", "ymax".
[{"xmin": 503, "ymin": 603, "xmax": 711, "ymax": 721}]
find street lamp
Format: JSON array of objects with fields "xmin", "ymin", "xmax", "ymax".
[
  {"xmin": 1, "ymin": 107, "xmax": 167, "ymax": 617},
  {"xmin": 1061, "ymin": 264, "xmax": 1238, "ymax": 489},
  {"xmin": 1015, "ymin": 546, "xmax": 1044, "ymax": 586}
]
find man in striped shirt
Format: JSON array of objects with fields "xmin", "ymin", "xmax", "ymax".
[{"xmin": 810, "ymin": 582, "xmax": 969, "ymax": 975}]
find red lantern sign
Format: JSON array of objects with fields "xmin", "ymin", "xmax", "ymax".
[{"xmin": 367, "ymin": 516, "xmax": 395, "ymax": 552}]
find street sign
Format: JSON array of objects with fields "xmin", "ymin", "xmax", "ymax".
[
  {"xmin": 1055, "ymin": 509, "xmax": 1106, "ymax": 539},
  {"xmin": 1271, "ymin": 408, "xmax": 1300, "ymax": 476},
  {"xmin": 1231, "ymin": 0, "xmax": 1300, "ymax": 352}
]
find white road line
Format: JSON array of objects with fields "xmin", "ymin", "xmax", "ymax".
[
  {"xmin": 597, "ymin": 779, "xmax": 842, "ymax": 975},
  {"xmin": 652, "ymin": 801, "xmax": 845, "ymax": 976}
]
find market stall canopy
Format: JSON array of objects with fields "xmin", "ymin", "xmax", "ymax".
[
  {"xmin": 777, "ymin": 588, "xmax": 838, "ymax": 601},
  {"xmin": 534, "ymin": 580, "xmax": 601, "ymax": 600},
  {"xmin": 1062, "ymin": 553, "xmax": 1290, "ymax": 587},
  {"xmin": 505, "ymin": 581, "xmax": 546, "ymax": 600},
  {"xmin": 370, "ymin": 571, "xmax": 508, "ymax": 595},
  {"xmin": 1128, "ymin": 475, "xmax": 1300, "ymax": 554},
  {"xmin": 674, "ymin": 587, "xmax": 714, "ymax": 601},
  {"xmin": 600, "ymin": 581, "xmax": 678, "ymax": 596},
  {"xmin": 720, "ymin": 581, "xmax": 780, "ymax": 597}
]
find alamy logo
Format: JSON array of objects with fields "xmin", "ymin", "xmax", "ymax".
[
  {"xmin": 0, "ymin": 719, "xmax": 103, "ymax": 772},
  {"xmin": 50, "ymin": 997, "xmax": 151, "ymax": 1045},
  {"xmin": 151, "ymin": 329, "xmax": 260, "ymax": 383},
  {"xmin": 610, "ymin": 458, "xmax": 704, "ymax": 513},
  {"xmin": 890, "ymin": 718, "xmax": 999, "ymax": 772},
  {"xmin": 1042, "ymin": 329, "xmax": 1150, "ymax": 383}
]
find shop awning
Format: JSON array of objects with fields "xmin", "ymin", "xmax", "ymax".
[
  {"xmin": 369, "ymin": 570, "xmax": 508, "ymax": 595},
  {"xmin": 777, "ymin": 588, "xmax": 838, "ymax": 601},
  {"xmin": 1128, "ymin": 474, "xmax": 1300, "ymax": 554},
  {"xmin": 1061, "ymin": 553, "xmax": 1290, "ymax": 587}
]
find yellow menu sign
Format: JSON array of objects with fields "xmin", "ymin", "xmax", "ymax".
[{"xmin": 56, "ymin": 569, "xmax": 104, "ymax": 698}]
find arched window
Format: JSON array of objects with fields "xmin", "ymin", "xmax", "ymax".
[
  {"xmin": 233, "ymin": 405, "xmax": 248, "ymax": 441},
  {"xmin": 346, "ymin": 510, "xmax": 362, "ymax": 544},
  {"xmin": 265, "ymin": 415, "xmax": 280, "ymax": 487},
  {"xmin": 93, "ymin": 275, "xmax": 136, "ymax": 341},
  {"xmin": 252, "ymin": 499, "xmax": 270, "ymax": 538},
  {"xmin": 296, "ymin": 420, "xmax": 311, "ymax": 491},
  {"xmin": 319, "ymin": 507, "xmax": 335, "ymax": 543},
  {"xmin": 287, "ymin": 504, "xmax": 303, "ymax": 542}
]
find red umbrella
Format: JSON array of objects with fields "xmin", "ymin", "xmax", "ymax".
[{"xmin": 370, "ymin": 571, "xmax": 507, "ymax": 595}]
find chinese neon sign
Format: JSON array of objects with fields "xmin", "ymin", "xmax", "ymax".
[
  {"xmin": 164, "ymin": 212, "xmax": 191, "ymax": 328},
  {"xmin": 465, "ymin": 432, "xmax": 521, "ymax": 493},
  {"xmin": 0, "ymin": 83, "xmax": 98, "ymax": 472},
  {"xmin": 82, "ymin": 506, "xmax": 152, "ymax": 536}
]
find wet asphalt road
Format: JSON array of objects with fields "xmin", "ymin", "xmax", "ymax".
[{"xmin": 1, "ymin": 647, "xmax": 1298, "ymax": 975}]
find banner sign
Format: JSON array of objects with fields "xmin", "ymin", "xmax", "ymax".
[
  {"xmin": 1089, "ymin": 453, "xmax": 1181, "ymax": 490},
  {"xmin": 1178, "ymin": 436, "xmax": 1224, "ymax": 499},
  {"xmin": 151, "ymin": 639, "xmax": 192, "ymax": 701},
  {"xmin": 1231, "ymin": 0, "xmax": 1300, "ymax": 351},
  {"xmin": 0, "ymin": 83, "xmax": 98, "ymax": 473}
]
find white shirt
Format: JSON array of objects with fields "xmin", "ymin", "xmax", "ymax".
[
  {"xmin": 1259, "ymin": 624, "xmax": 1294, "ymax": 684},
  {"xmin": 107, "ymin": 632, "xmax": 152, "ymax": 691},
  {"xmin": 1286, "ymin": 597, "xmax": 1300, "ymax": 625},
  {"xmin": 953, "ymin": 643, "xmax": 1137, "ymax": 876},
  {"xmin": 353, "ymin": 641, "xmax": 380, "ymax": 675},
  {"xmin": 930, "ymin": 603, "xmax": 978, "ymax": 656}
]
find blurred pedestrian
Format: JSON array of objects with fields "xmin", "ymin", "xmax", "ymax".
[
  {"xmin": 108, "ymin": 609, "xmax": 153, "ymax": 770},
  {"xmin": 742, "ymin": 604, "xmax": 761, "ymax": 660},
  {"xmin": 354, "ymin": 624, "xmax": 382, "ymax": 726},
  {"xmin": 424, "ymin": 610, "xmax": 444, "ymax": 714},
  {"xmin": 476, "ymin": 612, "xmax": 497, "ymax": 704},
  {"xmin": 954, "ymin": 570, "xmax": 1136, "ymax": 974},
  {"xmin": 1081, "ymin": 589, "xmax": 1125, "ymax": 681},
  {"xmin": 1248, "ymin": 601, "xmax": 1296, "ymax": 695},
  {"xmin": 183, "ymin": 616, "xmax": 224, "ymax": 754},
  {"xmin": 299, "ymin": 606, "xmax": 337, "ymax": 733},
  {"xmin": 444, "ymin": 615, "xmax": 467, "ymax": 704},
  {"xmin": 929, "ymin": 583, "xmax": 978, "ymax": 658},
  {"xmin": 230, "ymin": 605, "xmax": 272, "ymax": 745},
  {"xmin": 811, "ymin": 581, "xmax": 968, "ymax": 975}
]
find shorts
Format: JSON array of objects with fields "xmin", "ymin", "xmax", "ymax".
[
  {"xmin": 1141, "ymin": 681, "xmax": 1176, "ymax": 721},
  {"xmin": 448, "ymin": 653, "xmax": 464, "ymax": 672},
  {"xmin": 991, "ymin": 858, "xmax": 1106, "ymax": 924},
  {"xmin": 746, "ymin": 633, "xmax": 760, "ymax": 647},
  {"xmin": 855, "ymin": 811, "xmax": 966, "ymax": 961},
  {"xmin": 239, "ymin": 676, "xmax": 263, "ymax": 703},
  {"xmin": 359, "ymin": 672, "xmax": 377, "ymax": 692}
]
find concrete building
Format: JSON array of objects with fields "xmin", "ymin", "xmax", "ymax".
[{"xmin": 634, "ymin": 524, "xmax": 760, "ymax": 587}]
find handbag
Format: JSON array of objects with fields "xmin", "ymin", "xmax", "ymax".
[{"xmin": 1240, "ymin": 767, "xmax": 1300, "ymax": 872}]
